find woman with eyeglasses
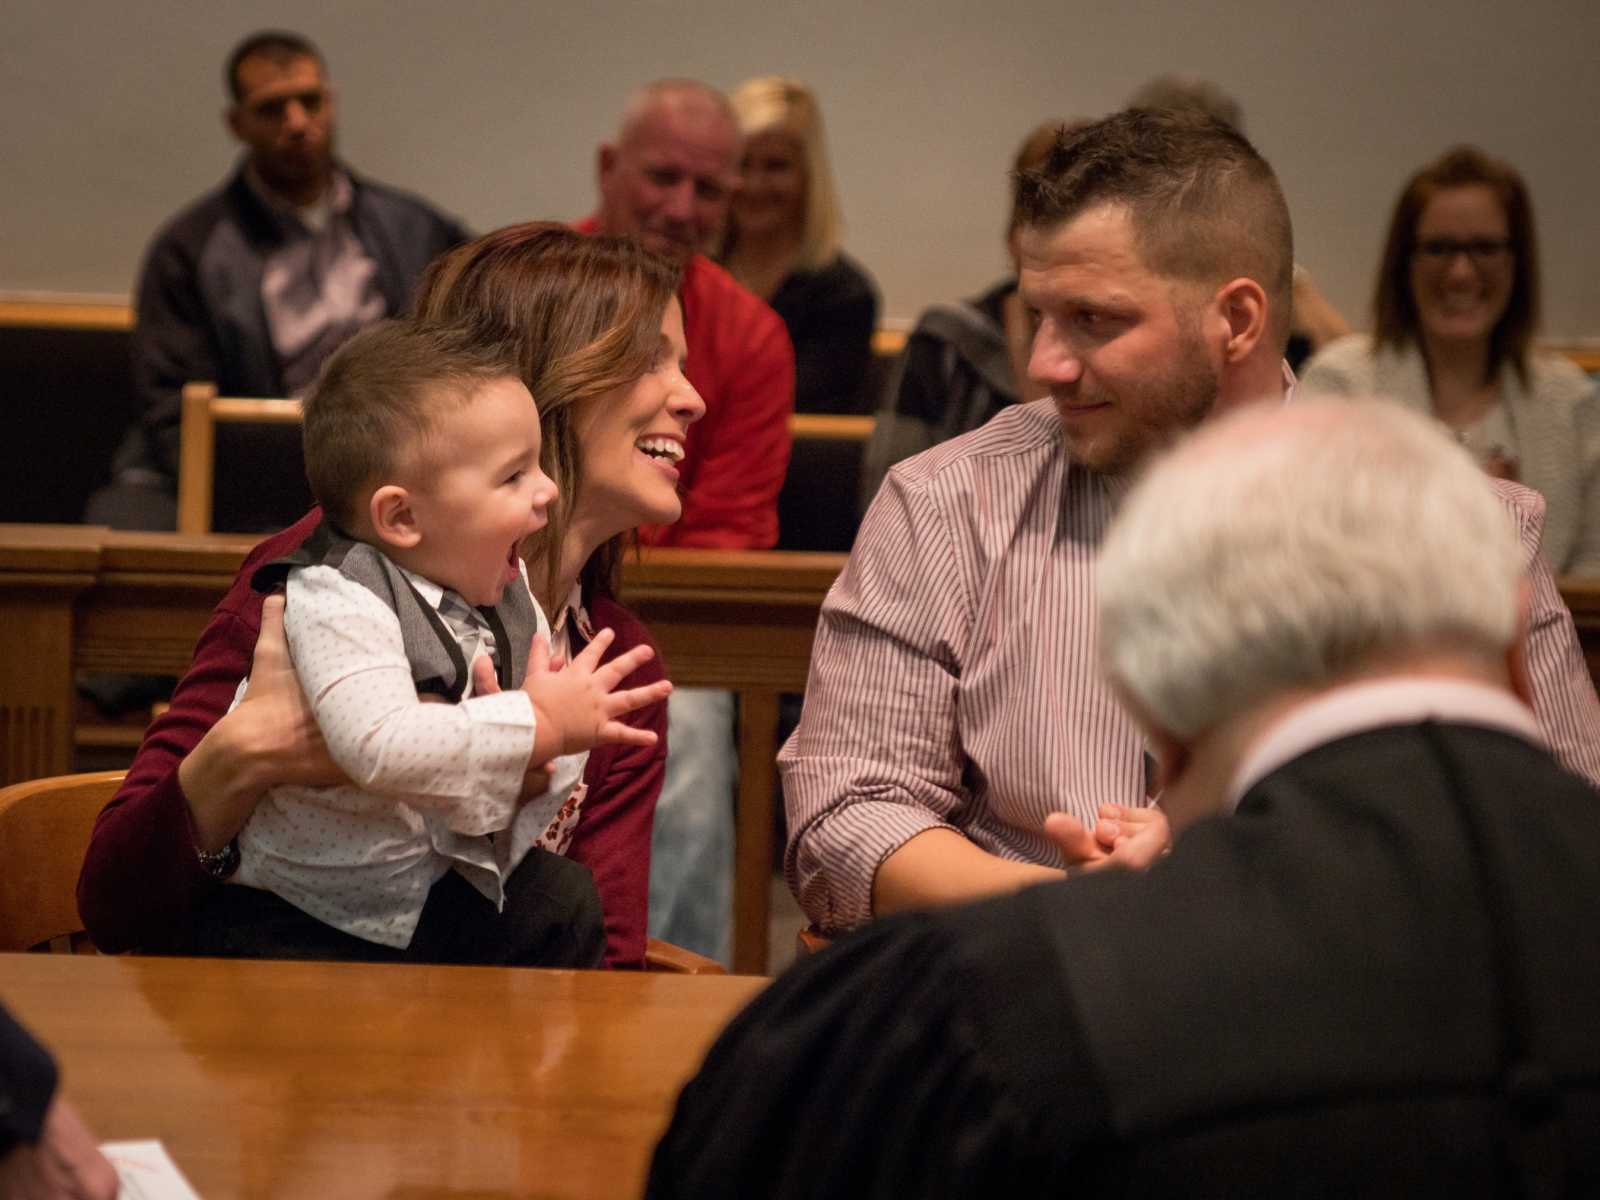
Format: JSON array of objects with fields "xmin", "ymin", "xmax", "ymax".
[{"xmin": 1301, "ymin": 146, "xmax": 1599, "ymax": 574}]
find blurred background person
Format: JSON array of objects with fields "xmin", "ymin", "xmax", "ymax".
[
  {"xmin": 0, "ymin": 1003, "xmax": 117, "ymax": 1199},
  {"xmin": 89, "ymin": 29, "xmax": 469, "ymax": 534},
  {"xmin": 721, "ymin": 77, "xmax": 879, "ymax": 415},
  {"xmin": 858, "ymin": 120, "xmax": 1059, "ymax": 508},
  {"xmin": 1128, "ymin": 73, "xmax": 1350, "ymax": 368},
  {"xmin": 1301, "ymin": 146, "xmax": 1600, "ymax": 575}
]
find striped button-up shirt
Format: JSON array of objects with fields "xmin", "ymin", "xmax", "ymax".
[{"xmin": 780, "ymin": 397, "xmax": 1600, "ymax": 932}]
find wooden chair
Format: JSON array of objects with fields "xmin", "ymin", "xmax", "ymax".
[
  {"xmin": 0, "ymin": 770, "xmax": 723, "ymax": 972},
  {"xmin": 175, "ymin": 383, "xmax": 305, "ymax": 534},
  {"xmin": 0, "ymin": 769, "xmax": 123, "ymax": 952},
  {"xmin": 176, "ymin": 382, "xmax": 879, "ymax": 550}
]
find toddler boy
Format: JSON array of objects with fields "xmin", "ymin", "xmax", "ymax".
[{"xmin": 203, "ymin": 320, "xmax": 668, "ymax": 964}]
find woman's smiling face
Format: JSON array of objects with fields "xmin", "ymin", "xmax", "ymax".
[
  {"xmin": 571, "ymin": 298, "xmax": 706, "ymax": 536},
  {"xmin": 1409, "ymin": 184, "xmax": 1515, "ymax": 349}
]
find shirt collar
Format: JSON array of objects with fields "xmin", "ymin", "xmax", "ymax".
[
  {"xmin": 1226, "ymin": 676, "xmax": 1544, "ymax": 810},
  {"xmin": 550, "ymin": 582, "xmax": 596, "ymax": 643},
  {"xmin": 394, "ymin": 564, "xmax": 454, "ymax": 612},
  {"xmin": 243, "ymin": 162, "xmax": 352, "ymax": 228}
]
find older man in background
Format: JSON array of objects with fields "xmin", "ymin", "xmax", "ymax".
[
  {"xmin": 650, "ymin": 399, "xmax": 1600, "ymax": 1197},
  {"xmin": 579, "ymin": 80, "xmax": 796, "ymax": 963}
]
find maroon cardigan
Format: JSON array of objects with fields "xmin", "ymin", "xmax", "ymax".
[{"xmin": 76, "ymin": 509, "xmax": 666, "ymax": 967}]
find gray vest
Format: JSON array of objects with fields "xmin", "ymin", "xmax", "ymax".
[{"xmin": 253, "ymin": 520, "xmax": 538, "ymax": 702}]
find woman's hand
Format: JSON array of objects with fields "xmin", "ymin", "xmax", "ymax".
[{"xmin": 178, "ymin": 594, "xmax": 346, "ymax": 851}]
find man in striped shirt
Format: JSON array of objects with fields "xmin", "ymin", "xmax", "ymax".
[{"xmin": 779, "ymin": 108, "xmax": 1600, "ymax": 935}]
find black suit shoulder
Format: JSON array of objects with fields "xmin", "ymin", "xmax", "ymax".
[
  {"xmin": 649, "ymin": 722, "xmax": 1600, "ymax": 1198},
  {"xmin": 0, "ymin": 1003, "xmax": 56, "ymax": 1155}
]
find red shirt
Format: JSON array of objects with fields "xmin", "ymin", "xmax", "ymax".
[
  {"xmin": 76, "ymin": 510, "xmax": 666, "ymax": 967},
  {"xmin": 576, "ymin": 218, "xmax": 795, "ymax": 549}
]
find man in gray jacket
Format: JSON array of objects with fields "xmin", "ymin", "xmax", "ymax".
[{"xmin": 90, "ymin": 30, "xmax": 468, "ymax": 532}]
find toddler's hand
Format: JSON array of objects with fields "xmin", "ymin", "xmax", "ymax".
[{"xmin": 521, "ymin": 628, "xmax": 672, "ymax": 757}]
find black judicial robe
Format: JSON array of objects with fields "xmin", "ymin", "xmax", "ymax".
[{"xmin": 647, "ymin": 721, "xmax": 1600, "ymax": 1198}]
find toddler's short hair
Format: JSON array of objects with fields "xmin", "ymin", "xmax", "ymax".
[{"xmin": 302, "ymin": 320, "xmax": 521, "ymax": 529}]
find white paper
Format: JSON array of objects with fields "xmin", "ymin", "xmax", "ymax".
[{"xmin": 100, "ymin": 1141, "xmax": 203, "ymax": 1200}]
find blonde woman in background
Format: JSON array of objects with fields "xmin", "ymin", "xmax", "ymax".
[{"xmin": 721, "ymin": 77, "xmax": 879, "ymax": 414}]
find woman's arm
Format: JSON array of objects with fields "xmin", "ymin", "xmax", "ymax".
[{"xmin": 76, "ymin": 511, "xmax": 331, "ymax": 952}]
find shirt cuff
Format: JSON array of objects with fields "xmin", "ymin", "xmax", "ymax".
[{"xmin": 792, "ymin": 799, "xmax": 952, "ymax": 933}]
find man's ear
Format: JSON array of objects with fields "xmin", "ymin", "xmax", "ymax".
[
  {"xmin": 1212, "ymin": 277, "xmax": 1269, "ymax": 365},
  {"xmin": 369, "ymin": 485, "xmax": 420, "ymax": 550},
  {"xmin": 1506, "ymin": 578, "xmax": 1535, "ymax": 708},
  {"xmin": 597, "ymin": 142, "xmax": 617, "ymax": 185},
  {"xmin": 225, "ymin": 104, "xmax": 243, "ymax": 142}
]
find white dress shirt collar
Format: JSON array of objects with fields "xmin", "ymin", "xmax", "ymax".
[{"xmin": 1227, "ymin": 676, "xmax": 1544, "ymax": 811}]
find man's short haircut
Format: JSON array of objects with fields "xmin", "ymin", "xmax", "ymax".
[
  {"xmin": 1097, "ymin": 400, "xmax": 1525, "ymax": 740},
  {"xmin": 225, "ymin": 30, "xmax": 323, "ymax": 102},
  {"xmin": 1373, "ymin": 145, "xmax": 1540, "ymax": 388},
  {"xmin": 1014, "ymin": 108, "xmax": 1294, "ymax": 351},
  {"xmin": 1126, "ymin": 74, "xmax": 1245, "ymax": 134},
  {"xmin": 1006, "ymin": 119, "xmax": 1083, "ymax": 242},
  {"xmin": 301, "ymin": 320, "xmax": 520, "ymax": 530}
]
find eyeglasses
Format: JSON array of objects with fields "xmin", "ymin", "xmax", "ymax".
[{"xmin": 1413, "ymin": 237, "xmax": 1514, "ymax": 265}]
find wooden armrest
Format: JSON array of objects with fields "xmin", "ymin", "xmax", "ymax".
[
  {"xmin": 644, "ymin": 937, "xmax": 726, "ymax": 974},
  {"xmin": 795, "ymin": 927, "xmax": 833, "ymax": 958}
]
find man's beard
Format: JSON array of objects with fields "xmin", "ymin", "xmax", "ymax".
[{"xmin": 1064, "ymin": 332, "xmax": 1219, "ymax": 479}]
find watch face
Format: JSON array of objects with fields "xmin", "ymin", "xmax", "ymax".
[{"xmin": 198, "ymin": 838, "xmax": 241, "ymax": 880}]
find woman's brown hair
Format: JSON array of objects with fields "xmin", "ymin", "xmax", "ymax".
[
  {"xmin": 1372, "ymin": 146, "xmax": 1539, "ymax": 386},
  {"xmin": 412, "ymin": 222, "xmax": 680, "ymax": 603}
]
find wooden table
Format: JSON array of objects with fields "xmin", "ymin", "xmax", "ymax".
[
  {"xmin": 0, "ymin": 526, "xmax": 845, "ymax": 974},
  {"xmin": 0, "ymin": 952, "xmax": 766, "ymax": 1198}
]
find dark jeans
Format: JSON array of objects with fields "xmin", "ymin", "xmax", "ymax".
[{"xmin": 182, "ymin": 848, "xmax": 607, "ymax": 968}]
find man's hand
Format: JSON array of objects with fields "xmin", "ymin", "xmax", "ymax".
[
  {"xmin": 0, "ymin": 1097, "xmax": 119, "ymax": 1200},
  {"xmin": 522, "ymin": 628, "xmax": 672, "ymax": 760},
  {"xmin": 1043, "ymin": 803, "xmax": 1171, "ymax": 873}
]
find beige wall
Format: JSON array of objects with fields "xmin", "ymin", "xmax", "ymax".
[{"xmin": 4, "ymin": 0, "xmax": 1597, "ymax": 337}]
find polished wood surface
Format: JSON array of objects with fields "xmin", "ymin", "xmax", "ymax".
[
  {"xmin": 789, "ymin": 413, "xmax": 875, "ymax": 442},
  {"xmin": 0, "ymin": 296, "xmax": 133, "ymax": 330},
  {"xmin": 0, "ymin": 952, "xmax": 764, "ymax": 1198},
  {"xmin": 0, "ymin": 526, "xmax": 845, "ymax": 974}
]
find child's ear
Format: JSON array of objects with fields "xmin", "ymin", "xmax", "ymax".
[{"xmin": 369, "ymin": 484, "xmax": 421, "ymax": 549}]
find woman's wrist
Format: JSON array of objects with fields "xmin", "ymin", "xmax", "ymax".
[{"xmin": 177, "ymin": 708, "xmax": 271, "ymax": 853}]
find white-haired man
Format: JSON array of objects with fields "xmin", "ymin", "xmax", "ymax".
[
  {"xmin": 579, "ymin": 79, "xmax": 797, "ymax": 962},
  {"xmin": 650, "ymin": 400, "xmax": 1600, "ymax": 1196},
  {"xmin": 780, "ymin": 108, "xmax": 1600, "ymax": 936}
]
